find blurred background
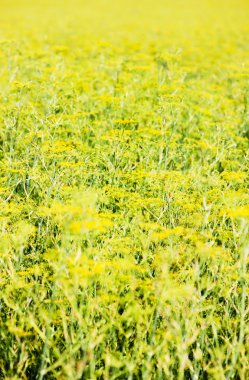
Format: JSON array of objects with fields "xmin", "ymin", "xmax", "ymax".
[{"xmin": 1, "ymin": 0, "xmax": 249, "ymax": 41}]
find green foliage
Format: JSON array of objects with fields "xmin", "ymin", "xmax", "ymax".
[{"xmin": 0, "ymin": 0, "xmax": 249, "ymax": 378}]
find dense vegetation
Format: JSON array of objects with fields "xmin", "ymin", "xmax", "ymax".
[{"xmin": 0, "ymin": 0, "xmax": 248, "ymax": 378}]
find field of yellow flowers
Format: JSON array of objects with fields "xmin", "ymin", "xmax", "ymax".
[{"xmin": 0, "ymin": 0, "xmax": 249, "ymax": 378}]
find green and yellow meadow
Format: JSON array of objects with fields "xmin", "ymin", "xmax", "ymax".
[{"xmin": 0, "ymin": 0, "xmax": 249, "ymax": 378}]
